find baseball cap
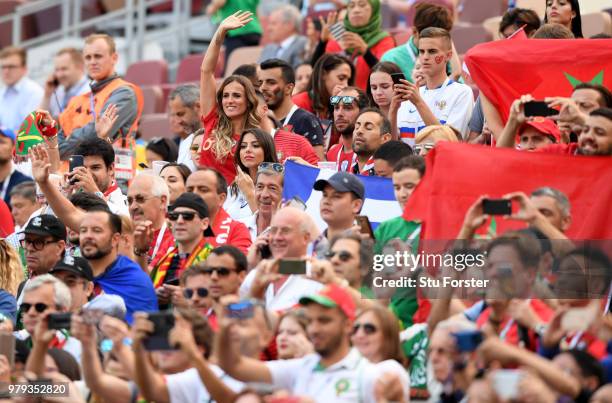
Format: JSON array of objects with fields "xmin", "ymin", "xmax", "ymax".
[
  {"xmin": 50, "ymin": 255, "xmax": 94, "ymax": 282},
  {"xmin": 519, "ymin": 117, "xmax": 561, "ymax": 143},
  {"xmin": 0, "ymin": 290, "xmax": 17, "ymax": 325},
  {"xmin": 0, "ymin": 127, "xmax": 15, "ymax": 143},
  {"xmin": 23, "ymin": 214, "xmax": 67, "ymax": 240},
  {"xmin": 299, "ymin": 284, "xmax": 356, "ymax": 321},
  {"xmin": 84, "ymin": 294, "xmax": 127, "ymax": 321},
  {"xmin": 313, "ymin": 172, "xmax": 365, "ymax": 200},
  {"xmin": 169, "ymin": 192, "xmax": 214, "ymax": 236}
]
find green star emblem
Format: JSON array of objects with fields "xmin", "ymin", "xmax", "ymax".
[{"xmin": 564, "ymin": 70, "xmax": 604, "ymax": 88}]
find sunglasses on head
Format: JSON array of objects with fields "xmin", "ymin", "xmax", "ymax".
[
  {"xmin": 168, "ymin": 211, "xmax": 198, "ymax": 221},
  {"xmin": 330, "ymin": 96, "xmax": 356, "ymax": 106},
  {"xmin": 20, "ymin": 302, "xmax": 50, "ymax": 314},
  {"xmin": 202, "ymin": 267, "xmax": 236, "ymax": 277},
  {"xmin": 352, "ymin": 322, "xmax": 377, "ymax": 335},
  {"xmin": 183, "ymin": 287, "xmax": 209, "ymax": 299},
  {"xmin": 257, "ymin": 162, "xmax": 284, "ymax": 173},
  {"xmin": 325, "ymin": 250, "xmax": 353, "ymax": 262}
]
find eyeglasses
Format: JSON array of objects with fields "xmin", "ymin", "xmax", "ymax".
[
  {"xmin": 183, "ymin": 287, "xmax": 209, "ymax": 299},
  {"xmin": 414, "ymin": 143, "xmax": 435, "ymax": 154},
  {"xmin": 352, "ymin": 323, "xmax": 377, "ymax": 335},
  {"xmin": 20, "ymin": 303, "xmax": 51, "ymax": 314},
  {"xmin": 1, "ymin": 64, "xmax": 21, "ymax": 70},
  {"xmin": 202, "ymin": 267, "xmax": 237, "ymax": 277},
  {"xmin": 127, "ymin": 195, "xmax": 155, "ymax": 205},
  {"xmin": 258, "ymin": 162, "xmax": 284, "ymax": 173},
  {"xmin": 330, "ymin": 96, "xmax": 356, "ymax": 106},
  {"xmin": 325, "ymin": 250, "xmax": 354, "ymax": 262},
  {"xmin": 168, "ymin": 211, "xmax": 197, "ymax": 221},
  {"xmin": 21, "ymin": 238, "xmax": 57, "ymax": 251}
]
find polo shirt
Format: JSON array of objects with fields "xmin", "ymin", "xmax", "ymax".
[
  {"xmin": 266, "ymin": 348, "xmax": 381, "ymax": 402},
  {"xmin": 166, "ymin": 365, "xmax": 244, "ymax": 403},
  {"xmin": 396, "ymin": 77, "xmax": 474, "ymax": 144},
  {"xmin": 204, "ymin": 207, "xmax": 252, "ymax": 255}
]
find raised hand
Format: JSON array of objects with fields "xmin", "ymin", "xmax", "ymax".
[
  {"xmin": 508, "ymin": 94, "xmax": 534, "ymax": 127},
  {"xmin": 503, "ymin": 191, "xmax": 540, "ymax": 224},
  {"xmin": 95, "ymin": 104, "xmax": 118, "ymax": 140},
  {"xmin": 460, "ymin": 195, "xmax": 489, "ymax": 235},
  {"xmin": 235, "ymin": 165, "xmax": 255, "ymax": 197},
  {"xmin": 219, "ymin": 10, "xmax": 253, "ymax": 33},
  {"xmin": 319, "ymin": 11, "xmax": 339, "ymax": 43},
  {"xmin": 29, "ymin": 145, "xmax": 52, "ymax": 184}
]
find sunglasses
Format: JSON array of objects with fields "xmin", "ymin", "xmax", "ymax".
[
  {"xmin": 330, "ymin": 95, "xmax": 356, "ymax": 106},
  {"xmin": 415, "ymin": 143, "xmax": 435, "ymax": 153},
  {"xmin": 202, "ymin": 267, "xmax": 236, "ymax": 277},
  {"xmin": 168, "ymin": 211, "xmax": 197, "ymax": 221},
  {"xmin": 190, "ymin": 145, "xmax": 200, "ymax": 152},
  {"xmin": 183, "ymin": 287, "xmax": 209, "ymax": 299},
  {"xmin": 20, "ymin": 303, "xmax": 51, "ymax": 314},
  {"xmin": 325, "ymin": 250, "xmax": 353, "ymax": 262},
  {"xmin": 258, "ymin": 162, "xmax": 284, "ymax": 173},
  {"xmin": 352, "ymin": 323, "xmax": 377, "ymax": 335},
  {"xmin": 127, "ymin": 195, "xmax": 155, "ymax": 205},
  {"xmin": 21, "ymin": 238, "xmax": 57, "ymax": 251}
]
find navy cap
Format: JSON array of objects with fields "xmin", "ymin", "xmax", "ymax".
[
  {"xmin": 314, "ymin": 172, "xmax": 365, "ymax": 200},
  {"xmin": 169, "ymin": 192, "xmax": 214, "ymax": 237},
  {"xmin": 0, "ymin": 127, "xmax": 15, "ymax": 143},
  {"xmin": 50, "ymin": 255, "xmax": 94, "ymax": 282},
  {"xmin": 23, "ymin": 214, "xmax": 67, "ymax": 240}
]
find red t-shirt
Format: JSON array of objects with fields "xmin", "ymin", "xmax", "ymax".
[
  {"xmin": 325, "ymin": 36, "xmax": 396, "ymax": 90},
  {"xmin": 326, "ymin": 143, "xmax": 354, "ymax": 172},
  {"xmin": 537, "ymin": 143, "xmax": 579, "ymax": 155},
  {"xmin": 292, "ymin": 92, "xmax": 314, "ymax": 115},
  {"xmin": 205, "ymin": 207, "xmax": 252, "ymax": 254},
  {"xmin": 0, "ymin": 199, "xmax": 14, "ymax": 238},
  {"xmin": 274, "ymin": 129, "xmax": 320, "ymax": 165},
  {"xmin": 199, "ymin": 109, "xmax": 240, "ymax": 184},
  {"xmin": 148, "ymin": 225, "xmax": 175, "ymax": 269}
]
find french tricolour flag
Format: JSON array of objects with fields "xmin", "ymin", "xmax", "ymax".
[{"xmin": 282, "ymin": 161, "xmax": 402, "ymax": 231}]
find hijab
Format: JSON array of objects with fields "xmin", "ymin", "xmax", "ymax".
[{"xmin": 344, "ymin": 0, "xmax": 390, "ymax": 52}]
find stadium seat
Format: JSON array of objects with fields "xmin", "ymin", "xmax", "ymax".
[
  {"xmin": 125, "ymin": 60, "xmax": 169, "ymax": 86},
  {"xmin": 141, "ymin": 85, "xmax": 165, "ymax": 114},
  {"xmin": 0, "ymin": 0, "xmax": 37, "ymax": 47},
  {"xmin": 457, "ymin": 0, "xmax": 506, "ymax": 24},
  {"xmin": 405, "ymin": 0, "xmax": 455, "ymax": 27},
  {"xmin": 176, "ymin": 54, "xmax": 203, "ymax": 83},
  {"xmin": 138, "ymin": 113, "xmax": 172, "ymax": 141},
  {"xmin": 582, "ymin": 12, "xmax": 612, "ymax": 37},
  {"xmin": 224, "ymin": 46, "xmax": 263, "ymax": 78},
  {"xmin": 451, "ymin": 23, "xmax": 492, "ymax": 54}
]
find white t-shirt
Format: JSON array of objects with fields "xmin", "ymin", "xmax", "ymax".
[
  {"xmin": 106, "ymin": 186, "xmax": 129, "ymax": 217},
  {"xmin": 223, "ymin": 187, "xmax": 254, "ymax": 221},
  {"xmin": 240, "ymin": 269, "xmax": 324, "ymax": 311},
  {"xmin": 237, "ymin": 212, "xmax": 257, "ymax": 242},
  {"xmin": 374, "ymin": 359, "xmax": 411, "ymax": 398},
  {"xmin": 396, "ymin": 77, "xmax": 474, "ymax": 145},
  {"xmin": 166, "ymin": 365, "xmax": 244, "ymax": 403},
  {"xmin": 177, "ymin": 133, "xmax": 197, "ymax": 172},
  {"xmin": 266, "ymin": 349, "xmax": 383, "ymax": 402}
]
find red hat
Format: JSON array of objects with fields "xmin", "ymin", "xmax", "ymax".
[
  {"xmin": 299, "ymin": 284, "xmax": 356, "ymax": 320},
  {"xmin": 518, "ymin": 117, "xmax": 561, "ymax": 143}
]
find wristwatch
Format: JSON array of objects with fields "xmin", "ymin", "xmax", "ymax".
[{"xmin": 94, "ymin": 191, "xmax": 105, "ymax": 200}]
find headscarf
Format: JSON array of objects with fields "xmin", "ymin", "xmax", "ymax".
[{"xmin": 344, "ymin": 0, "xmax": 390, "ymax": 52}]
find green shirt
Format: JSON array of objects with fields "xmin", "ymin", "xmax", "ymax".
[
  {"xmin": 213, "ymin": 0, "xmax": 262, "ymax": 37},
  {"xmin": 374, "ymin": 216, "xmax": 421, "ymax": 255},
  {"xmin": 381, "ymin": 35, "xmax": 454, "ymax": 82}
]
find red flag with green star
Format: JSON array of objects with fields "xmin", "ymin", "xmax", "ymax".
[{"xmin": 464, "ymin": 39, "xmax": 612, "ymax": 122}]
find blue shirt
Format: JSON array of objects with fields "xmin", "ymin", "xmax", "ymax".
[
  {"xmin": 48, "ymin": 76, "xmax": 90, "ymax": 117},
  {"xmin": 0, "ymin": 77, "xmax": 44, "ymax": 132},
  {"xmin": 94, "ymin": 255, "xmax": 158, "ymax": 323}
]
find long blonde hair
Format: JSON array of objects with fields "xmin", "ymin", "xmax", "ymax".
[
  {"xmin": 0, "ymin": 240, "xmax": 24, "ymax": 296},
  {"xmin": 212, "ymin": 75, "xmax": 260, "ymax": 161}
]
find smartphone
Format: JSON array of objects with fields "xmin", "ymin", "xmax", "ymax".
[
  {"xmin": 259, "ymin": 244, "xmax": 272, "ymax": 259},
  {"xmin": 492, "ymin": 369, "xmax": 523, "ymax": 400},
  {"xmin": 482, "ymin": 198, "xmax": 511, "ymax": 216},
  {"xmin": 47, "ymin": 312, "xmax": 72, "ymax": 330},
  {"xmin": 523, "ymin": 101, "xmax": 558, "ymax": 117},
  {"xmin": 391, "ymin": 72, "xmax": 406, "ymax": 85},
  {"xmin": 278, "ymin": 259, "xmax": 307, "ymax": 275},
  {"xmin": 329, "ymin": 22, "xmax": 346, "ymax": 41},
  {"xmin": 0, "ymin": 333, "xmax": 15, "ymax": 368},
  {"xmin": 68, "ymin": 155, "xmax": 84, "ymax": 185},
  {"xmin": 142, "ymin": 311, "xmax": 176, "ymax": 351},
  {"xmin": 226, "ymin": 301, "xmax": 255, "ymax": 320},
  {"xmin": 452, "ymin": 330, "xmax": 483, "ymax": 352},
  {"xmin": 355, "ymin": 215, "xmax": 375, "ymax": 239}
]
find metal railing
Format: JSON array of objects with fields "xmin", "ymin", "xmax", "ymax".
[{"xmin": 0, "ymin": 0, "xmax": 197, "ymax": 66}]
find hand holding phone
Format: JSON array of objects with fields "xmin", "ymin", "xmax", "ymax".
[
  {"xmin": 355, "ymin": 215, "xmax": 375, "ymax": 239},
  {"xmin": 391, "ymin": 72, "xmax": 406, "ymax": 86},
  {"xmin": 68, "ymin": 155, "xmax": 84, "ymax": 185},
  {"xmin": 329, "ymin": 22, "xmax": 346, "ymax": 41},
  {"xmin": 142, "ymin": 311, "xmax": 176, "ymax": 351},
  {"xmin": 523, "ymin": 101, "xmax": 558, "ymax": 117},
  {"xmin": 278, "ymin": 259, "xmax": 307, "ymax": 275},
  {"xmin": 226, "ymin": 301, "xmax": 255, "ymax": 319},
  {"xmin": 47, "ymin": 312, "xmax": 72, "ymax": 330},
  {"xmin": 482, "ymin": 198, "xmax": 512, "ymax": 216}
]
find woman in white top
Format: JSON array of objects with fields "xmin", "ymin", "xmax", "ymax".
[{"xmin": 224, "ymin": 128, "xmax": 279, "ymax": 220}]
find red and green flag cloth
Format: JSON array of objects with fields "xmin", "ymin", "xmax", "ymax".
[
  {"xmin": 16, "ymin": 112, "xmax": 59, "ymax": 157},
  {"xmin": 464, "ymin": 39, "xmax": 612, "ymax": 122},
  {"xmin": 403, "ymin": 142, "xmax": 612, "ymax": 241},
  {"xmin": 150, "ymin": 238, "xmax": 213, "ymax": 288}
]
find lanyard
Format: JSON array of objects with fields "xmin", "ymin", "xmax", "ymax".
[
  {"xmin": 350, "ymin": 154, "xmax": 374, "ymax": 175},
  {"xmin": 151, "ymin": 222, "xmax": 167, "ymax": 260},
  {"xmin": 499, "ymin": 319, "xmax": 514, "ymax": 341},
  {"xmin": 568, "ymin": 331, "xmax": 584, "ymax": 349},
  {"xmin": 0, "ymin": 164, "xmax": 15, "ymax": 200},
  {"xmin": 89, "ymin": 92, "xmax": 96, "ymax": 121},
  {"xmin": 335, "ymin": 144, "xmax": 353, "ymax": 171},
  {"xmin": 283, "ymin": 104, "xmax": 299, "ymax": 127}
]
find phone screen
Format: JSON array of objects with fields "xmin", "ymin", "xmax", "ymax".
[
  {"xmin": 278, "ymin": 259, "xmax": 307, "ymax": 275},
  {"xmin": 482, "ymin": 199, "xmax": 511, "ymax": 216},
  {"xmin": 355, "ymin": 215, "xmax": 375, "ymax": 239},
  {"xmin": 523, "ymin": 101, "xmax": 558, "ymax": 117},
  {"xmin": 143, "ymin": 311, "xmax": 176, "ymax": 351},
  {"xmin": 391, "ymin": 73, "xmax": 406, "ymax": 85}
]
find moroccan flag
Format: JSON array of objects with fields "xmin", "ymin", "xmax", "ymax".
[
  {"xmin": 16, "ymin": 112, "xmax": 45, "ymax": 156},
  {"xmin": 403, "ymin": 142, "xmax": 612, "ymax": 240},
  {"xmin": 464, "ymin": 39, "xmax": 612, "ymax": 122}
]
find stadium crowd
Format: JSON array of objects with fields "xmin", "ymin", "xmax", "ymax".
[{"xmin": 0, "ymin": 0, "xmax": 611, "ymax": 401}]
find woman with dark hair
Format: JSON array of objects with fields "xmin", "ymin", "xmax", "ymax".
[
  {"xmin": 499, "ymin": 7, "xmax": 541, "ymax": 38},
  {"xmin": 145, "ymin": 138, "xmax": 179, "ymax": 165},
  {"xmin": 199, "ymin": 11, "xmax": 261, "ymax": 184},
  {"xmin": 160, "ymin": 163, "xmax": 191, "ymax": 204},
  {"xmin": 224, "ymin": 128, "xmax": 278, "ymax": 220},
  {"xmin": 367, "ymin": 61, "xmax": 402, "ymax": 118},
  {"xmin": 544, "ymin": 0, "xmax": 582, "ymax": 38},
  {"xmin": 292, "ymin": 53, "xmax": 355, "ymax": 122}
]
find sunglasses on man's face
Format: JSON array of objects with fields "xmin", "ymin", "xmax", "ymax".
[
  {"xmin": 183, "ymin": 287, "xmax": 209, "ymax": 299},
  {"xmin": 325, "ymin": 250, "xmax": 354, "ymax": 262},
  {"xmin": 168, "ymin": 211, "xmax": 197, "ymax": 221},
  {"xmin": 352, "ymin": 322, "xmax": 377, "ymax": 335},
  {"xmin": 202, "ymin": 267, "xmax": 236, "ymax": 277},
  {"xmin": 330, "ymin": 96, "xmax": 356, "ymax": 106},
  {"xmin": 20, "ymin": 302, "xmax": 51, "ymax": 314},
  {"xmin": 257, "ymin": 162, "xmax": 284, "ymax": 174},
  {"xmin": 127, "ymin": 195, "xmax": 155, "ymax": 205}
]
